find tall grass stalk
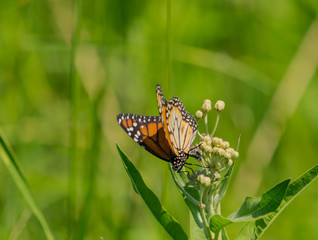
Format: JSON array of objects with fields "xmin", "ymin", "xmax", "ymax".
[
  {"xmin": 0, "ymin": 131, "xmax": 54, "ymax": 240},
  {"xmin": 76, "ymin": 94, "xmax": 103, "ymax": 239},
  {"xmin": 165, "ymin": 0, "xmax": 173, "ymax": 87},
  {"xmin": 160, "ymin": 1, "xmax": 174, "ymax": 239},
  {"xmin": 69, "ymin": 0, "xmax": 82, "ymax": 237}
]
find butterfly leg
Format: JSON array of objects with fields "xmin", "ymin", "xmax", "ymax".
[
  {"xmin": 184, "ymin": 162, "xmax": 203, "ymax": 168},
  {"xmin": 183, "ymin": 165, "xmax": 195, "ymax": 174}
]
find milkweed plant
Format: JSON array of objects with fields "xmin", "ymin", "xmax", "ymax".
[{"xmin": 117, "ymin": 98, "xmax": 318, "ymax": 240}]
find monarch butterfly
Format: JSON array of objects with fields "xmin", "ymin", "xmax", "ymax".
[
  {"xmin": 117, "ymin": 84, "xmax": 199, "ymax": 171},
  {"xmin": 156, "ymin": 84, "xmax": 198, "ymax": 171}
]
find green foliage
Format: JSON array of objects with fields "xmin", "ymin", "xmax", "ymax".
[
  {"xmin": 118, "ymin": 138, "xmax": 318, "ymax": 240},
  {"xmin": 236, "ymin": 165, "xmax": 318, "ymax": 240},
  {"xmin": 214, "ymin": 164, "xmax": 234, "ymax": 208},
  {"xmin": 0, "ymin": 131, "xmax": 54, "ymax": 240},
  {"xmin": 210, "ymin": 179, "xmax": 290, "ymax": 233},
  {"xmin": 117, "ymin": 144, "xmax": 188, "ymax": 240},
  {"xmin": 1, "ymin": 0, "xmax": 318, "ymax": 238}
]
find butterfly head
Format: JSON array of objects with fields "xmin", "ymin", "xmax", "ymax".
[{"xmin": 172, "ymin": 152, "xmax": 188, "ymax": 172}]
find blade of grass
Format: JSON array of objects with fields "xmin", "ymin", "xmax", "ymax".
[
  {"xmin": 68, "ymin": 0, "xmax": 82, "ymax": 236},
  {"xmin": 161, "ymin": 1, "xmax": 173, "ymax": 238},
  {"xmin": 76, "ymin": 91, "xmax": 105, "ymax": 239},
  {"xmin": 0, "ymin": 130, "xmax": 54, "ymax": 240},
  {"xmin": 165, "ymin": 0, "xmax": 173, "ymax": 86}
]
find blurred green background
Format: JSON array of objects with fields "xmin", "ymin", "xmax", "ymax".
[{"xmin": 1, "ymin": 0, "xmax": 318, "ymax": 239}]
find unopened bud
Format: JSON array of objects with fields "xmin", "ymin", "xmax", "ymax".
[
  {"xmin": 231, "ymin": 150, "xmax": 239, "ymax": 159},
  {"xmin": 228, "ymin": 159, "xmax": 233, "ymax": 167},
  {"xmin": 201, "ymin": 99, "xmax": 212, "ymax": 112},
  {"xmin": 200, "ymin": 142, "xmax": 207, "ymax": 150},
  {"xmin": 206, "ymin": 145, "xmax": 213, "ymax": 153},
  {"xmin": 212, "ymin": 147, "xmax": 225, "ymax": 157},
  {"xmin": 195, "ymin": 110, "xmax": 203, "ymax": 120},
  {"xmin": 223, "ymin": 152, "xmax": 231, "ymax": 159},
  {"xmin": 204, "ymin": 99, "xmax": 211, "ymax": 105},
  {"xmin": 226, "ymin": 148, "xmax": 235, "ymax": 155},
  {"xmin": 226, "ymin": 148, "xmax": 239, "ymax": 159},
  {"xmin": 218, "ymin": 148, "xmax": 225, "ymax": 157},
  {"xmin": 197, "ymin": 174, "xmax": 211, "ymax": 187},
  {"xmin": 212, "ymin": 137, "xmax": 223, "ymax": 147},
  {"xmin": 220, "ymin": 141, "xmax": 230, "ymax": 149},
  {"xmin": 203, "ymin": 144, "xmax": 212, "ymax": 153},
  {"xmin": 214, "ymin": 100, "xmax": 225, "ymax": 112}
]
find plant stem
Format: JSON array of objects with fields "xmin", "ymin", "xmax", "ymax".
[
  {"xmin": 165, "ymin": 0, "xmax": 173, "ymax": 85},
  {"xmin": 204, "ymin": 113, "xmax": 209, "ymax": 134},
  {"xmin": 169, "ymin": 166, "xmax": 202, "ymax": 207},
  {"xmin": 211, "ymin": 112, "xmax": 220, "ymax": 137},
  {"xmin": 204, "ymin": 187, "xmax": 214, "ymax": 220},
  {"xmin": 199, "ymin": 187, "xmax": 213, "ymax": 240}
]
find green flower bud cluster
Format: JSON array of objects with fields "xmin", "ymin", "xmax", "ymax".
[
  {"xmin": 192, "ymin": 98, "xmax": 239, "ymax": 184},
  {"xmin": 199, "ymin": 135, "xmax": 239, "ymax": 175}
]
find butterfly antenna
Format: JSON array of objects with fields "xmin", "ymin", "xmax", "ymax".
[{"xmin": 190, "ymin": 143, "xmax": 202, "ymax": 151}]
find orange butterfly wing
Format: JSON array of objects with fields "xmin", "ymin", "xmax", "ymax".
[{"xmin": 117, "ymin": 113, "xmax": 173, "ymax": 161}]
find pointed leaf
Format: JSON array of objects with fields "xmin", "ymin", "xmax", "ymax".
[
  {"xmin": 230, "ymin": 179, "xmax": 290, "ymax": 221},
  {"xmin": 237, "ymin": 164, "xmax": 318, "ymax": 240},
  {"xmin": 210, "ymin": 179, "xmax": 290, "ymax": 233},
  {"xmin": 116, "ymin": 144, "xmax": 188, "ymax": 240},
  {"xmin": 169, "ymin": 165, "xmax": 203, "ymax": 228},
  {"xmin": 214, "ymin": 165, "xmax": 234, "ymax": 208},
  {"xmin": 190, "ymin": 214, "xmax": 206, "ymax": 240},
  {"xmin": 235, "ymin": 222, "xmax": 255, "ymax": 240},
  {"xmin": 184, "ymin": 186, "xmax": 204, "ymax": 229}
]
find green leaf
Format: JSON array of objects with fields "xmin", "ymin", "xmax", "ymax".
[
  {"xmin": 0, "ymin": 131, "xmax": 54, "ymax": 240},
  {"xmin": 230, "ymin": 179, "xmax": 290, "ymax": 221},
  {"xmin": 116, "ymin": 144, "xmax": 188, "ymax": 240},
  {"xmin": 221, "ymin": 228, "xmax": 230, "ymax": 240},
  {"xmin": 210, "ymin": 215, "xmax": 233, "ymax": 233},
  {"xmin": 235, "ymin": 222, "xmax": 255, "ymax": 240},
  {"xmin": 210, "ymin": 179, "xmax": 290, "ymax": 233},
  {"xmin": 190, "ymin": 214, "xmax": 206, "ymax": 240},
  {"xmin": 214, "ymin": 164, "xmax": 234, "ymax": 208},
  {"xmin": 169, "ymin": 165, "xmax": 203, "ymax": 229},
  {"xmin": 183, "ymin": 186, "xmax": 204, "ymax": 229},
  {"xmin": 237, "ymin": 164, "xmax": 318, "ymax": 240}
]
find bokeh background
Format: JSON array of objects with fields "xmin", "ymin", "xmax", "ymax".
[{"xmin": 1, "ymin": 0, "xmax": 318, "ymax": 239}]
